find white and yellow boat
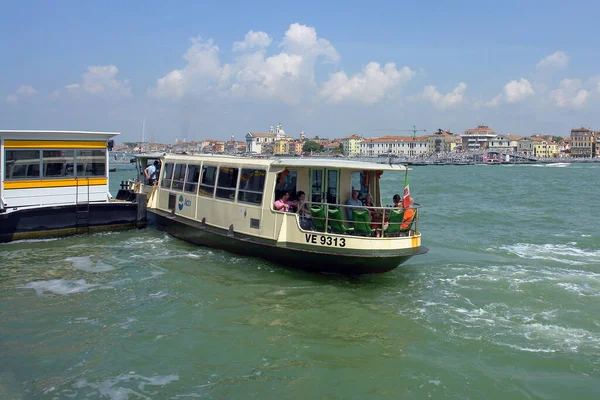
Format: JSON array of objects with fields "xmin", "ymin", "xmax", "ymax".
[
  {"xmin": 137, "ymin": 154, "xmax": 427, "ymax": 274},
  {"xmin": 0, "ymin": 130, "xmax": 146, "ymax": 242}
]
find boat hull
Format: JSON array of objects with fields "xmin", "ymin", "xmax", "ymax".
[
  {"xmin": 152, "ymin": 210, "xmax": 427, "ymax": 274},
  {"xmin": 0, "ymin": 201, "xmax": 146, "ymax": 243}
]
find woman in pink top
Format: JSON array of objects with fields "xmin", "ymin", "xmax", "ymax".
[{"xmin": 274, "ymin": 192, "xmax": 292, "ymax": 212}]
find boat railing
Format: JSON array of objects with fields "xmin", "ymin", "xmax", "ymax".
[{"xmin": 293, "ymin": 201, "xmax": 419, "ymax": 238}]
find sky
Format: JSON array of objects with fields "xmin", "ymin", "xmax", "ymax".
[{"xmin": 1, "ymin": 0, "xmax": 599, "ymax": 144}]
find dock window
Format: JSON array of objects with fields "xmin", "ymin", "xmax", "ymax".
[
  {"xmin": 76, "ymin": 149, "xmax": 106, "ymax": 177},
  {"xmin": 238, "ymin": 169, "xmax": 265, "ymax": 205},
  {"xmin": 199, "ymin": 165, "xmax": 217, "ymax": 197},
  {"xmin": 184, "ymin": 164, "xmax": 200, "ymax": 193},
  {"xmin": 161, "ymin": 163, "xmax": 174, "ymax": 188},
  {"xmin": 172, "ymin": 164, "xmax": 186, "ymax": 191},
  {"xmin": 216, "ymin": 167, "xmax": 239, "ymax": 201},
  {"xmin": 5, "ymin": 150, "xmax": 41, "ymax": 179},
  {"xmin": 43, "ymin": 150, "xmax": 74, "ymax": 177}
]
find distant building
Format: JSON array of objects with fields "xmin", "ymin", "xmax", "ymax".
[
  {"xmin": 488, "ymin": 134, "xmax": 522, "ymax": 153},
  {"xmin": 530, "ymin": 136, "xmax": 558, "ymax": 158},
  {"xmin": 570, "ymin": 127, "xmax": 596, "ymax": 158},
  {"xmin": 517, "ymin": 137, "xmax": 535, "ymax": 156},
  {"xmin": 426, "ymin": 130, "xmax": 461, "ymax": 153},
  {"xmin": 341, "ymin": 134, "xmax": 362, "ymax": 156},
  {"xmin": 461, "ymin": 125, "xmax": 497, "ymax": 150},
  {"xmin": 359, "ymin": 136, "xmax": 428, "ymax": 157},
  {"xmin": 245, "ymin": 123, "xmax": 293, "ymax": 154}
]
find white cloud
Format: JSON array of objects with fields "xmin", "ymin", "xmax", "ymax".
[
  {"xmin": 148, "ymin": 37, "xmax": 229, "ymax": 100},
  {"xmin": 589, "ymin": 76, "xmax": 600, "ymax": 92},
  {"xmin": 149, "ymin": 23, "xmax": 341, "ymax": 104},
  {"xmin": 550, "ymin": 78, "xmax": 589, "ymax": 108},
  {"xmin": 4, "ymin": 85, "xmax": 38, "ymax": 103},
  {"xmin": 320, "ymin": 62, "xmax": 415, "ymax": 104},
  {"xmin": 421, "ymin": 82, "xmax": 467, "ymax": 109},
  {"xmin": 233, "ymin": 30, "xmax": 272, "ymax": 52},
  {"xmin": 16, "ymin": 85, "xmax": 37, "ymax": 96},
  {"xmin": 486, "ymin": 78, "xmax": 534, "ymax": 106},
  {"xmin": 66, "ymin": 65, "xmax": 132, "ymax": 97},
  {"xmin": 536, "ymin": 51, "xmax": 569, "ymax": 70},
  {"xmin": 504, "ymin": 78, "xmax": 535, "ymax": 103},
  {"xmin": 281, "ymin": 23, "xmax": 339, "ymax": 64}
]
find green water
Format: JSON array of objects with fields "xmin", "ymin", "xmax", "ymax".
[{"xmin": 1, "ymin": 164, "xmax": 599, "ymax": 399}]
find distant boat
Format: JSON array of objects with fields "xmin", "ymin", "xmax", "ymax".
[{"xmin": 546, "ymin": 162, "xmax": 571, "ymax": 167}]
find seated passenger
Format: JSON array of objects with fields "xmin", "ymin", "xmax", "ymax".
[
  {"xmin": 274, "ymin": 192, "xmax": 293, "ymax": 212},
  {"xmin": 401, "ymin": 198, "xmax": 416, "ymax": 230},
  {"xmin": 345, "ymin": 189, "xmax": 362, "ymax": 219},
  {"xmin": 392, "ymin": 193, "xmax": 402, "ymax": 208},
  {"xmin": 296, "ymin": 191, "xmax": 313, "ymax": 230}
]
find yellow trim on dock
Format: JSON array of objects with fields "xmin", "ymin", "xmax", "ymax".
[
  {"xmin": 4, "ymin": 177, "xmax": 107, "ymax": 189},
  {"xmin": 4, "ymin": 140, "xmax": 106, "ymax": 149}
]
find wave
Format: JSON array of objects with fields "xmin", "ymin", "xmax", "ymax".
[
  {"xmin": 495, "ymin": 243, "xmax": 600, "ymax": 265},
  {"xmin": 71, "ymin": 373, "xmax": 179, "ymax": 399},
  {"xmin": 65, "ymin": 256, "xmax": 115, "ymax": 273},
  {"xmin": 19, "ymin": 279, "xmax": 112, "ymax": 296}
]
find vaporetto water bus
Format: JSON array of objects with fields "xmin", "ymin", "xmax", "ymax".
[
  {"xmin": 135, "ymin": 153, "xmax": 427, "ymax": 274},
  {"xmin": 0, "ymin": 130, "xmax": 147, "ymax": 243}
]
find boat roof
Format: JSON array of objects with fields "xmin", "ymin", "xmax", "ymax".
[
  {"xmin": 160, "ymin": 153, "xmax": 407, "ymax": 171},
  {"xmin": 0, "ymin": 130, "xmax": 119, "ymax": 141},
  {"xmin": 130, "ymin": 152, "xmax": 166, "ymax": 159}
]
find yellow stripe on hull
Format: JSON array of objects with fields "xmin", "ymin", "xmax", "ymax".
[
  {"xmin": 4, "ymin": 177, "xmax": 107, "ymax": 189},
  {"xmin": 4, "ymin": 140, "xmax": 106, "ymax": 149}
]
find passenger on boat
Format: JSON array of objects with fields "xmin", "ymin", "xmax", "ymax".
[
  {"xmin": 274, "ymin": 192, "xmax": 293, "ymax": 212},
  {"xmin": 144, "ymin": 160, "xmax": 160, "ymax": 185},
  {"xmin": 401, "ymin": 198, "xmax": 416, "ymax": 230},
  {"xmin": 363, "ymin": 193, "xmax": 382, "ymax": 228},
  {"xmin": 296, "ymin": 191, "xmax": 314, "ymax": 229},
  {"xmin": 345, "ymin": 189, "xmax": 362, "ymax": 219},
  {"xmin": 392, "ymin": 193, "xmax": 402, "ymax": 208}
]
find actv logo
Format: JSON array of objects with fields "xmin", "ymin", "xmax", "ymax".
[{"xmin": 178, "ymin": 195, "xmax": 191, "ymax": 210}]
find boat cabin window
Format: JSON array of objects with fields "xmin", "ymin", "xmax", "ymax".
[
  {"xmin": 76, "ymin": 149, "xmax": 106, "ymax": 177},
  {"xmin": 215, "ymin": 166, "xmax": 239, "ymax": 201},
  {"xmin": 275, "ymin": 170, "xmax": 297, "ymax": 203},
  {"xmin": 5, "ymin": 150, "xmax": 41, "ymax": 179},
  {"xmin": 161, "ymin": 163, "xmax": 174, "ymax": 188},
  {"xmin": 238, "ymin": 169, "xmax": 266, "ymax": 205},
  {"xmin": 172, "ymin": 164, "xmax": 186, "ymax": 191},
  {"xmin": 351, "ymin": 171, "xmax": 370, "ymax": 201},
  {"xmin": 199, "ymin": 165, "xmax": 217, "ymax": 197},
  {"xmin": 184, "ymin": 164, "xmax": 200, "ymax": 193}
]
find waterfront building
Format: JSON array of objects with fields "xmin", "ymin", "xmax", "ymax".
[
  {"xmin": 289, "ymin": 141, "xmax": 304, "ymax": 155},
  {"xmin": 488, "ymin": 134, "xmax": 523, "ymax": 153},
  {"xmin": 570, "ymin": 127, "xmax": 596, "ymax": 158},
  {"xmin": 558, "ymin": 137, "xmax": 571, "ymax": 156},
  {"xmin": 359, "ymin": 136, "xmax": 429, "ymax": 157},
  {"xmin": 341, "ymin": 134, "xmax": 363, "ymax": 156},
  {"xmin": 517, "ymin": 137, "xmax": 535, "ymax": 156},
  {"xmin": 245, "ymin": 123, "xmax": 292, "ymax": 154},
  {"xmin": 426, "ymin": 130, "xmax": 461, "ymax": 153},
  {"xmin": 530, "ymin": 136, "xmax": 559, "ymax": 158},
  {"xmin": 273, "ymin": 139, "xmax": 290, "ymax": 154},
  {"xmin": 461, "ymin": 125, "xmax": 497, "ymax": 150}
]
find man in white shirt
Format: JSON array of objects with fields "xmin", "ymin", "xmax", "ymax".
[{"xmin": 144, "ymin": 160, "xmax": 159, "ymax": 184}]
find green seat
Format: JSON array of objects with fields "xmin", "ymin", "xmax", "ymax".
[
  {"xmin": 385, "ymin": 209, "xmax": 404, "ymax": 237},
  {"xmin": 310, "ymin": 206, "xmax": 327, "ymax": 232},
  {"xmin": 352, "ymin": 209, "xmax": 375, "ymax": 236},
  {"xmin": 328, "ymin": 208, "xmax": 353, "ymax": 234}
]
